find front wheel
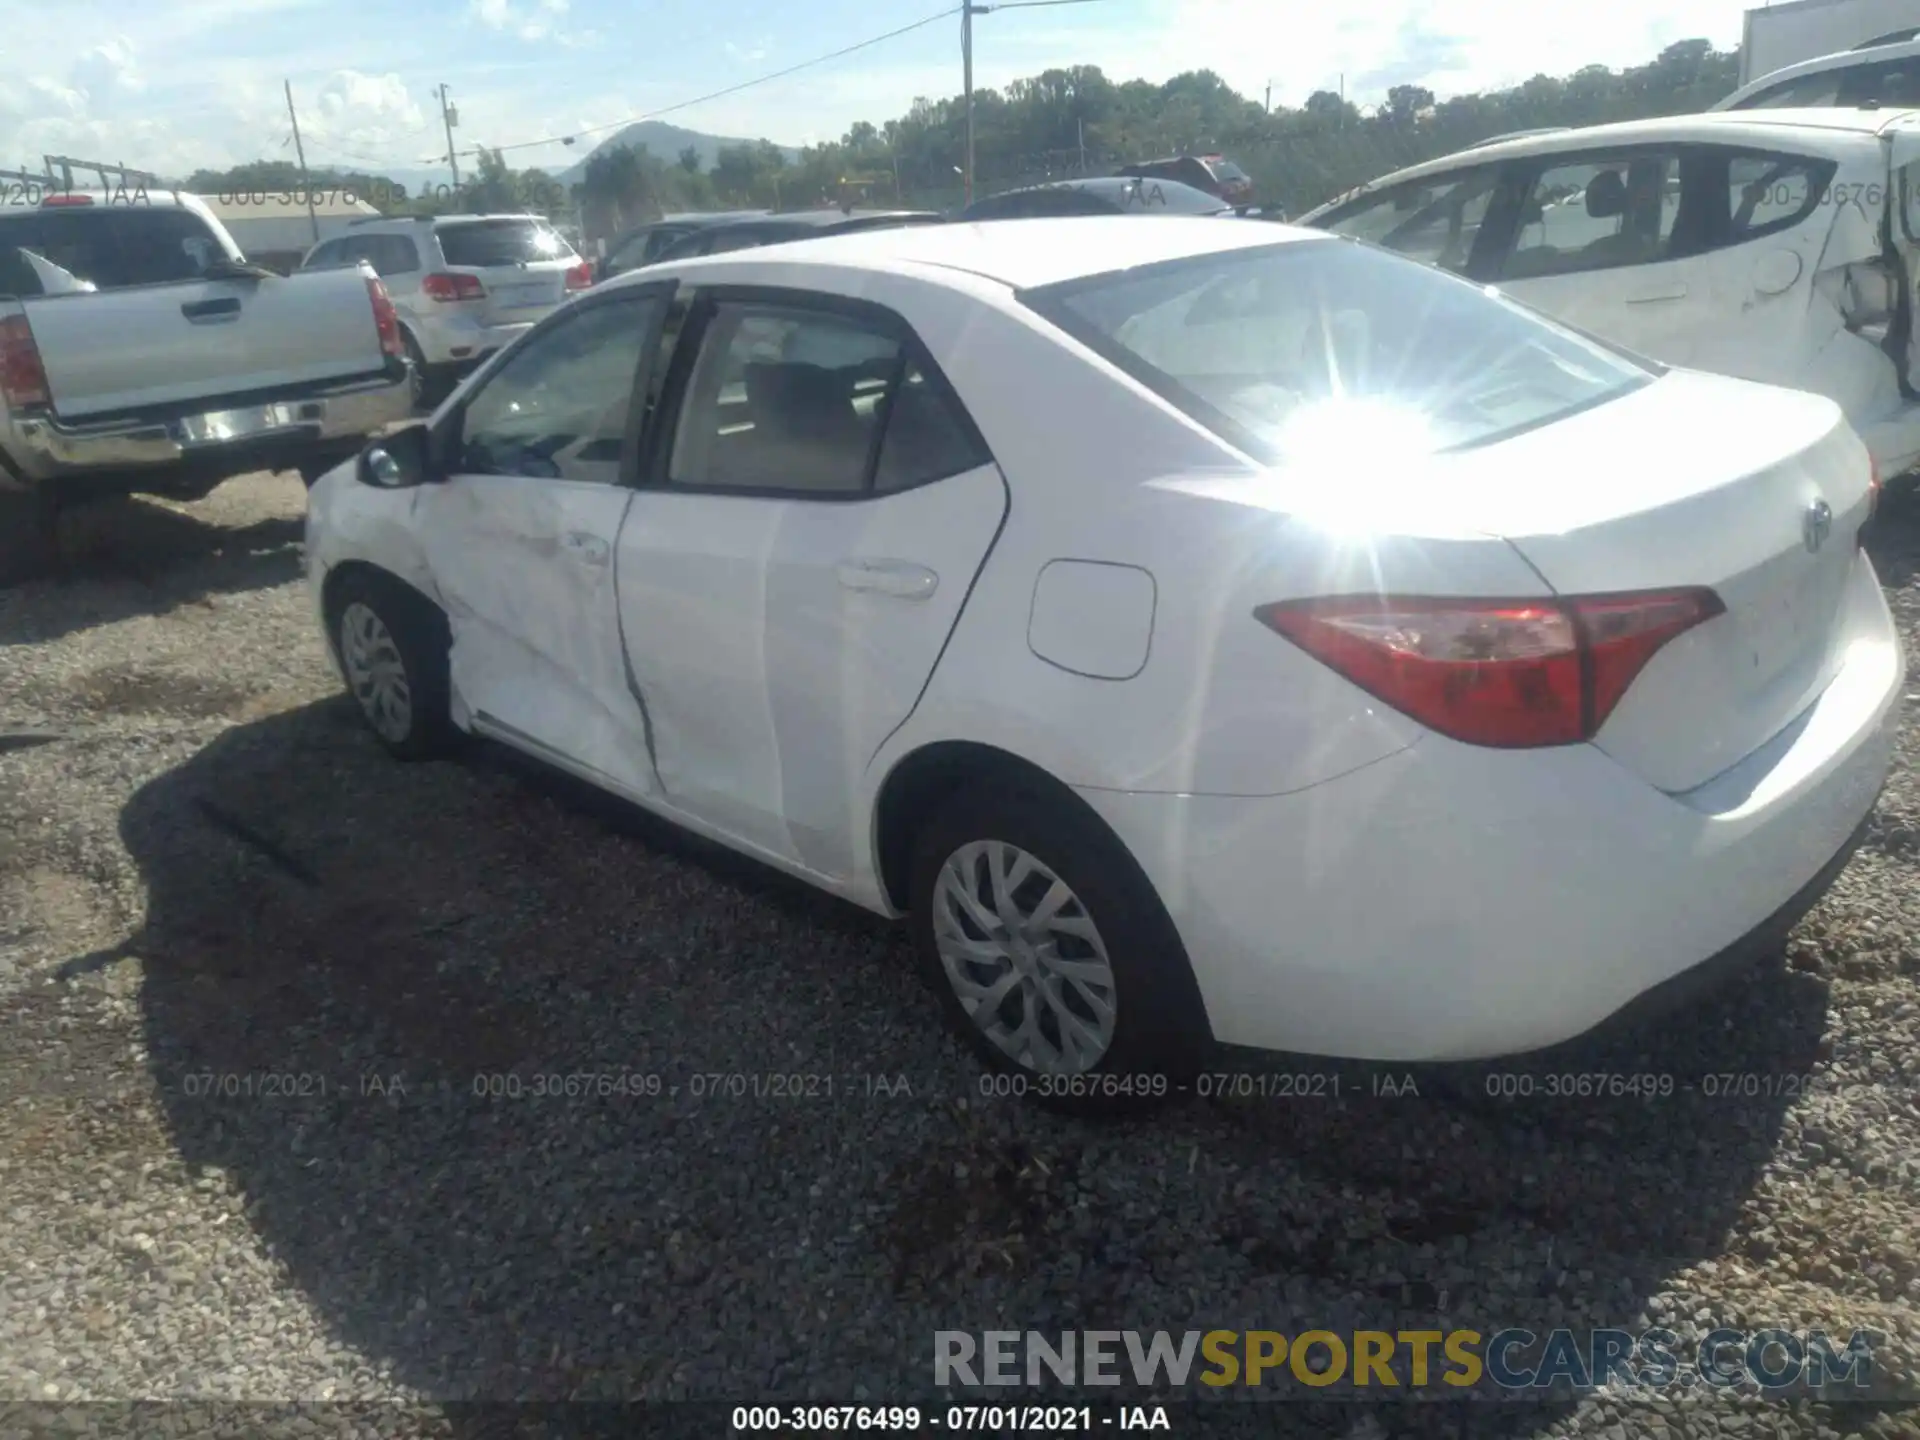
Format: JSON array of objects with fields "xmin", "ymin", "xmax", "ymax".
[
  {"xmin": 326, "ymin": 571, "xmax": 457, "ymax": 760},
  {"xmin": 908, "ymin": 787, "xmax": 1211, "ymax": 1113}
]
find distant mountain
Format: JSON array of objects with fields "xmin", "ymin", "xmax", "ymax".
[{"xmin": 557, "ymin": 122, "xmax": 802, "ymax": 186}]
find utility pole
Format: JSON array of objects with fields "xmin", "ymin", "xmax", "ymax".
[
  {"xmin": 284, "ymin": 80, "xmax": 321, "ymax": 244},
  {"xmin": 439, "ymin": 84, "xmax": 461, "ymax": 195},
  {"xmin": 1077, "ymin": 117, "xmax": 1085, "ymax": 174},
  {"xmin": 1265, "ymin": 81, "xmax": 1272, "ymax": 112},
  {"xmin": 962, "ymin": 2, "xmax": 978, "ymax": 204}
]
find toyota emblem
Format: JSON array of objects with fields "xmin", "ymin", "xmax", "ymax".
[{"xmin": 1803, "ymin": 498, "xmax": 1833, "ymax": 553}]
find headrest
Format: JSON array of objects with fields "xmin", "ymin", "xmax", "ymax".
[
  {"xmin": 743, "ymin": 361, "xmax": 854, "ymax": 438},
  {"xmin": 1585, "ymin": 170, "xmax": 1628, "ymax": 220}
]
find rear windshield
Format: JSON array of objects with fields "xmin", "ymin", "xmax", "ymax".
[
  {"xmin": 1108, "ymin": 179, "xmax": 1230, "ymax": 214},
  {"xmin": 436, "ymin": 218, "xmax": 576, "ymax": 267},
  {"xmin": 1206, "ymin": 158, "xmax": 1251, "ymax": 183},
  {"xmin": 0, "ymin": 207, "xmax": 229, "ymax": 291},
  {"xmin": 1021, "ymin": 236, "xmax": 1653, "ymax": 461}
]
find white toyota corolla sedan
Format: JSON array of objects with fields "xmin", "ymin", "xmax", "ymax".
[{"xmin": 304, "ymin": 216, "xmax": 1903, "ymax": 1104}]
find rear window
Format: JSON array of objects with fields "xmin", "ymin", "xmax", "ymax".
[
  {"xmin": 1114, "ymin": 180, "xmax": 1231, "ymax": 214},
  {"xmin": 435, "ymin": 218, "xmax": 575, "ymax": 267},
  {"xmin": 0, "ymin": 207, "xmax": 228, "ymax": 290},
  {"xmin": 1206, "ymin": 158, "xmax": 1251, "ymax": 184},
  {"xmin": 1020, "ymin": 237, "xmax": 1653, "ymax": 463}
]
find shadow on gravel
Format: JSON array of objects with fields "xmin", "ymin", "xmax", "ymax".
[
  {"xmin": 0, "ymin": 495, "xmax": 303, "ymax": 646},
  {"xmin": 103, "ymin": 698, "xmax": 1844, "ymax": 1437}
]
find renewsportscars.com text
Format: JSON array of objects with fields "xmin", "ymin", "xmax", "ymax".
[{"xmin": 934, "ymin": 1328, "xmax": 1879, "ymax": 1394}]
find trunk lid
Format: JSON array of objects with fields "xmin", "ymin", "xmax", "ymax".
[
  {"xmin": 1424, "ymin": 369, "xmax": 1873, "ymax": 793},
  {"xmin": 433, "ymin": 218, "xmax": 577, "ymax": 326}
]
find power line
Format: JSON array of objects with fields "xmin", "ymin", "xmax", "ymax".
[{"xmin": 479, "ymin": 5, "xmax": 961, "ymax": 156}]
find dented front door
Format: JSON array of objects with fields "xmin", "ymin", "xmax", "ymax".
[{"xmin": 416, "ymin": 286, "xmax": 671, "ymax": 801}]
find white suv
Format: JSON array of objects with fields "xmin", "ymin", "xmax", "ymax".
[
  {"xmin": 300, "ymin": 214, "xmax": 591, "ymax": 405},
  {"xmin": 1712, "ymin": 36, "xmax": 1920, "ymax": 112},
  {"xmin": 1300, "ymin": 107, "xmax": 1920, "ymax": 479}
]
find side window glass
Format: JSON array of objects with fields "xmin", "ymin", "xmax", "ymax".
[
  {"xmin": 1502, "ymin": 154, "xmax": 1681, "ymax": 279},
  {"xmin": 379, "ymin": 235, "xmax": 420, "ymax": 274},
  {"xmin": 667, "ymin": 302, "xmax": 900, "ymax": 494},
  {"xmin": 1727, "ymin": 153, "xmax": 1832, "ymax": 241},
  {"xmin": 643, "ymin": 228, "xmax": 686, "ymax": 261},
  {"xmin": 458, "ymin": 296, "xmax": 661, "ymax": 484},
  {"xmin": 1315, "ymin": 169, "xmax": 1498, "ymax": 273},
  {"xmin": 1901, "ymin": 161, "xmax": 1920, "ymax": 244},
  {"xmin": 1835, "ymin": 61, "xmax": 1920, "ymax": 106},
  {"xmin": 873, "ymin": 358, "xmax": 990, "ymax": 493},
  {"xmin": 301, "ymin": 241, "xmax": 338, "ymax": 269},
  {"xmin": 1738, "ymin": 72, "xmax": 1844, "ymax": 108}
]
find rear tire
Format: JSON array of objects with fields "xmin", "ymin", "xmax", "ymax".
[
  {"xmin": 0, "ymin": 487, "xmax": 60, "ymax": 586},
  {"xmin": 908, "ymin": 785, "xmax": 1211, "ymax": 1114},
  {"xmin": 325, "ymin": 570, "xmax": 457, "ymax": 761},
  {"xmin": 401, "ymin": 331, "xmax": 431, "ymax": 413}
]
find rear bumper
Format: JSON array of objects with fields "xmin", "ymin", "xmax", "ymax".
[
  {"xmin": 1078, "ymin": 566, "xmax": 1904, "ymax": 1062},
  {"xmin": 1, "ymin": 368, "xmax": 414, "ymax": 493},
  {"xmin": 408, "ymin": 312, "xmax": 543, "ymax": 368}
]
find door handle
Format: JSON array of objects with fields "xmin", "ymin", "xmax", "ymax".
[
  {"xmin": 836, "ymin": 558, "xmax": 938, "ymax": 599},
  {"xmin": 562, "ymin": 530, "xmax": 610, "ymax": 567},
  {"xmin": 1625, "ymin": 284, "xmax": 1687, "ymax": 304},
  {"xmin": 181, "ymin": 297, "xmax": 242, "ymax": 322}
]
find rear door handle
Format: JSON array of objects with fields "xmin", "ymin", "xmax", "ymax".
[
  {"xmin": 1626, "ymin": 284, "xmax": 1687, "ymax": 303},
  {"xmin": 181, "ymin": 297, "xmax": 242, "ymax": 322},
  {"xmin": 562, "ymin": 530, "xmax": 610, "ymax": 567},
  {"xmin": 836, "ymin": 558, "xmax": 938, "ymax": 599}
]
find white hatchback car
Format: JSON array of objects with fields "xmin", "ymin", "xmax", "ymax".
[
  {"xmin": 304, "ymin": 217, "xmax": 1902, "ymax": 1104},
  {"xmin": 1299, "ymin": 108, "xmax": 1920, "ymax": 479}
]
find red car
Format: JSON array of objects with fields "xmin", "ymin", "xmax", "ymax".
[{"xmin": 1114, "ymin": 154, "xmax": 1254, "ymax": 206}]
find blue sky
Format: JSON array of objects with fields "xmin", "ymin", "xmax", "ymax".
[{"xmin": 0, "ymin": 0, "xmax": 1751, "ymax": 178}]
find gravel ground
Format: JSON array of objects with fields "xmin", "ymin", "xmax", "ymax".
[{"xmin": 2, "ymin": 473, "xmax": 1919, "ymax": 1439}]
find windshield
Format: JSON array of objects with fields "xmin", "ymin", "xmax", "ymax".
[
  {"xmin": 1020, "ymin": 236, "xmax": 1652, "ymax": 462},
  {"xmin": 0, "ymin": 208, "xmax": 227, "ymax": 290},
  {"xmin": 436, "ymin": 218, "xmax": 576, "ymax": 267}
]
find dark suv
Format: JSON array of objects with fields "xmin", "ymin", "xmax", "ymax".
[{"xmin": 1114, "ymin": 154, "xmax": 1254, "ymax": 206}]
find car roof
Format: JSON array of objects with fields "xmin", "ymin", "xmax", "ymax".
[
  {"xmin": 1301, "ymin": 107, "xmax": 1920, "ymax": 216},
  {"xmin": 965, "ymin": 175, "xmax": 1231, "ymax": 216},
  {"xmin": 712, "ymin": 208, "xmax": 940, "ymax": 231},
  {"xmin": 609, "ymin": 213, "xmax": 1322, "ymax": 292},
  {"xmin": 1715, "ymin": 37, "xmax": 1920, "ymax": 108},
  {"xmin": 1, "ymin": 188, "xmax": 193, "ymax": 213}
]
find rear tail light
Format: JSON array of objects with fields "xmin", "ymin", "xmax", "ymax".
[
  {"xmin": 40, "ymin": 193, "xmax": 92, "ymax": 207},
  {"xmin": 421, "ymin": 272, "xmax": 485, "ymax": 302},
  {"xmin": 365, "ymin": 276, "xmax": 405, "ymax": 359},
  {"xmin": 564, "ymin": 261, "xmax": 593, "ymax": 292},
  {"xmin": 0, "ymin": 314, "xmax": 50, "ymax": 408},
  {"xmin": 1254, "ymin": 590, "xmax": 1724, "ymax": 748},
  {"xmin": 1815, "ymin": 258, "xmax": 1897, "ymax": 334},
  {"xmin": 1863, "ymin": 456, "xmax": 1882, "ymax": 548}
]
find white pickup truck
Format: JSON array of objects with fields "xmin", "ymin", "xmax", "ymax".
[{"xmin": 0, "ymin": 187, "xmax": 414, "ymax": 578}]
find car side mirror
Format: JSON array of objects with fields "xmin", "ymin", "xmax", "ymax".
[{"xmin": 358, "ymin": 421, "xmax": 435, "ymax": 489}]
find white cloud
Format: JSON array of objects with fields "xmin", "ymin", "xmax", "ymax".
[
  {"xmin": 726, "ymin": 37, "xmax": 772, "ymax": 64},
  {"xmin": 470, "ymin": 0, "xmax": 511, "ymax": 27},
  {"xmin": 70, "ymin": 37, "xmax": 145, "ymax": 108}
]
